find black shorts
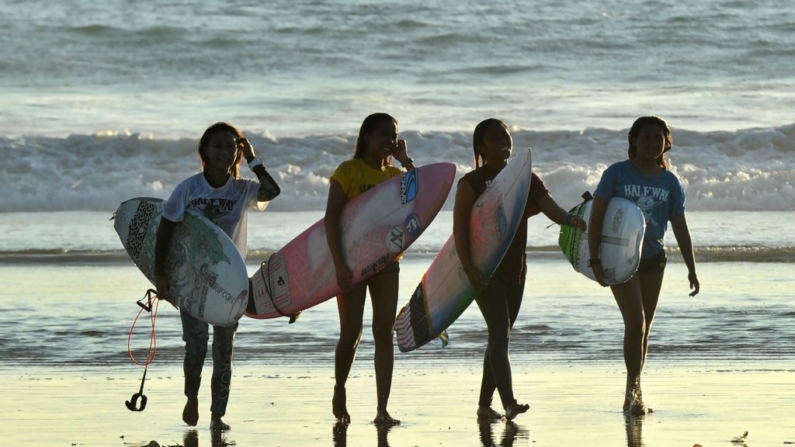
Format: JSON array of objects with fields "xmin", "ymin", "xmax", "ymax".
[
  {"xmin": 377, "ymin": 261, "xmax": 400, "ymax": 275},
  {"xmin": 637, "ymin": 250, "xmax": 667, "ymax": 275}
]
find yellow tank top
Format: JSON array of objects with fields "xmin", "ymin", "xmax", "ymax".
[{"xmin": 330, "ymin": 158, "xmax": 403, "ymax": 200}]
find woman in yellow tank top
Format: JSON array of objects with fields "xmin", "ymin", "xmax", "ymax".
[{"xmin": 325, "ymin": 113, "xmax": 415, "ymax": 426}]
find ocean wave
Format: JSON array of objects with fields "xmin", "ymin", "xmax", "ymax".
[{"xmin": 1, "ymin": 123, "xmax": 794, "ymax": 213}]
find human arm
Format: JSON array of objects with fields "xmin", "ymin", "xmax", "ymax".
[
  {"xmin": 538, "ymin": 194, "xmax": 587, "ymax": 231},
  {"xmin": 392, "ymin": 139, "xmax": 415, "ymax": 171},
  {"xmin": 453, "ymin": 180, "xmax": 488, "ymax": 292},
  {"xmin": 239, "ymin": 137, "xmax": 281, "ymax": 201},
  {"xmin": 324, "ymin": 179, "xmax": 353, "ymax": 291},
  {"xmin": 153, "ymin": 217, "xmax": 178, "ymax": 307},
  {"xmin": 671, "ymin": 214, "xmax": 700, "ymax": 296},
  {"xmin": 587, "ymin": 196, "xmax": 610, "ymax": 287}
]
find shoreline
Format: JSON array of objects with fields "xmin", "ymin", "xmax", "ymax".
[{"xmin": 3, "ymin": 362, "xmax": 793, "ymax": 446}]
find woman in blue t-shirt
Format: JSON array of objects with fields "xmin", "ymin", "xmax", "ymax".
[{"xmin": 588, "ymin": 116, "xmax": 700, "ymax": 415}]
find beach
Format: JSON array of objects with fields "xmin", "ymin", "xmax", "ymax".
[
  {"xmin": 3, "ymin": 360, "xmax": 793, "ymax": 446},
  {"xmin": 2, "ymin": 256, "xmax": 794, "ymax": 446}
]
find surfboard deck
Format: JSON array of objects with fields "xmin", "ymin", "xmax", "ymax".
[
  {"xmin": 559, "ymin": 195, "xmax": 645, "ymax": 285},
  {"xmin": 394, "ymin": 148, "xmax": 534, "ymax": 352},
  {"xmin": 113, "ymin": 197, "xmax": 249, "ymax": 326},
  {"xmin": 246, "ymin": 162, "xmax": 456, "ymax": 320}
]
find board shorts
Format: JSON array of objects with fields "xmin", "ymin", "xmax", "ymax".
[
  {"xmin": 377, "ymin": 260, "xmax": 400, "ymax": 275},
  {"xmin": 638, "ymin": 250, "xmax": 667, "ymax": 275}
]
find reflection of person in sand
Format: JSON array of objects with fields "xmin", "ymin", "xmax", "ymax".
[
  {"xmin": 624, "ymin": 412, "xmax": 645, "ymax": 447},
  {"xmin": 332, "ymin": 420, "xmax": 394, "ymax": 447},
  {"xmin": 154, "ymin": 122, "xmax": 280, "ymax": 431},
  {"xmin": 478, "ymin": 420, "xmax": 526, "ymax": 447},
  {"xmin": 326, "ymin": 113, "xmax": 416, "ymax": 426},
  {"xmin": 455, "ymin": 119, "xmax": 586, "ymax": 422},
  {"xmin": 181, "ymin": 428, "xmax": 234, "ymax": 447},
  {"xmin": 589, "ymin": 116, "xmax": 700, "ymax": 415}
]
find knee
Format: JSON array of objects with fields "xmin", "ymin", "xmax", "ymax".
[
  {"xmin": 371, "ymin": 325, "xmax": 395, "ymax": 347},
  {"xmin": 338, "ymin": 329, "xmax": 363, "ymax": 351},
  {"xmin": 624, "ymin": 319, "xmax": 647, "ymax": 339},
  {"xmin": 185, "ymin": 341, "xmax": 208, "ymax": 359}
]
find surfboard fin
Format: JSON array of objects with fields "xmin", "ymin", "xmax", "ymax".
[
  {"xmin": 288, "ymin": 311, "xmax": 302, "ymax": 324},
  {"xmin": 437, "ymin": 330, "xmax": 449, "ymax": 348}
]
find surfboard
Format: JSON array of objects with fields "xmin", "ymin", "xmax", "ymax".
[
  {"xmin": 113, "ymin": 197, "xmax": 249, "ymax": 327},
  {"xmin": 246, "ymin": 162, "xmax": 456, "ymax": 320},
  {"xmin": 394, "ymin": 148, "xmax": 534, "ymax": 353},
  {"xmin": 558, "ymin": 195, "xmax": 645, "ymax": 285}
]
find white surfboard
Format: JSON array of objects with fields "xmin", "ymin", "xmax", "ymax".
[
  {"xmin": 394, "ymin": 149, "xmax": 533, "ymax": 352},
  {"xmin": 246, "ymin": 163, "xmax": 456, "ymax": 320},
  {"xmin": 559, "ymin": 195, "xmax": 645, "ymax": 285},
  {"xmin": 113, "ymin": 198, "xmax": 249, "ymax": 326}
]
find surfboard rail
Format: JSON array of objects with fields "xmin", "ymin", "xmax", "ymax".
[
  {"xmin": 395, "ymin": 148, "xmax": 534, "ymax": 352},
  {"xmin": 559, "ymin": 194, "xmax": 645, "ymax": 285}
]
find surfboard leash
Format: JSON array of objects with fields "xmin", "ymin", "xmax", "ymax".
[
  {"xmin": 259, "ymin": 256, "xmax": 302, "ymax": 324},
  {"xmin": 125, "ymin": 288, "xmax": 161, "ymax": 412}
]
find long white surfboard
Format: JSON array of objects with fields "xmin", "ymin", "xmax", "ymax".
[
  {"xmin": 113, "ymin": 198, "xmax": 249, "ymax": 326},
  {"xmin": 246, "ymin": 163, "xmax": 456, "ymax": 320},
  {"xmin": 395, "ymin": 149, "xmax": 533, "ymax": 352},
  {"xmin": 559, "ymin": 195, "xmax": 645, "ymax": 285}
]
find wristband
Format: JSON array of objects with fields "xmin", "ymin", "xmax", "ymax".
[
  {"xmin": 248, "ymin": 158, "xmax": 263, "ymax": 169},
  {"xmin": 400, "ymin": 157, "xmax": 414, "ymax": 168}
]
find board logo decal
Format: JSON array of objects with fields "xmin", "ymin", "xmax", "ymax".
[
  {"xmin": 494, "ymin": 204, "xmax": 507, "ymax": 240},
  {"xmin": 387, "ymin": 225, "xmax": 406, "ymax": 253},
  {"xmin": 362, "ymin": 254, "xmax": 390, "ymax": 276},
  {"xmin": 404, "ymin": 213, "xmax": 422, "ymax": 238},
  {"xmin": 400, "ymin": 169, "xmax": 418, "ymax": 204},
  {"xmin": 612, "ymin": 208, "xmax": 624, "ymax": 234}
]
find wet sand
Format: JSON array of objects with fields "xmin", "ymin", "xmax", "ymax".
[{"xmin": 2, "ymin": 361, "xmax": 793, "ymax": 447}]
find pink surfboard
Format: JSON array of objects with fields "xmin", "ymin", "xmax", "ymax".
[{"xmin": 246, "ymin": 162, "xmax": 456, "ymax": 320}]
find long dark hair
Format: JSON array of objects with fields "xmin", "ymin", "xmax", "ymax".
[
  {"xmin": 353, "ymin": 113, "xmax": 397, "ymax": 166},
  {"xmin": 198, "ymin": 122, "xmax": 244, "ymax": 178},
  {"xmin": 472, "ymin": 118, "xmax": 507, "ymax": 168},
  {"xmin": 627, "ymin": 116, "xmax": 672, "ymax": 170}
]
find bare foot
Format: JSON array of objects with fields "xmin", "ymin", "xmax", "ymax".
[
  {"xmin": 373, "ymin": 409, "xmax": 400, "ymax": 426},
  {"xmin": 504, "ymin": 402, "xmax": 529, "ymax": 421},
  {"xmin": 210, "ymin": 414, "xmax": 231, "ymax": 432},
  {"xmin": 476, "ymin": 406, "xmax": 503, "ymax": 422},
  {"xmin": 333, "ymin": 385, "xmax": 350, "ymax": 423},
  {"xmin": 182, "ymin": 397, "xmax": 199, "ymax": 427}
]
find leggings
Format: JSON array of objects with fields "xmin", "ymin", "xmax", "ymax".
[
  {"xmin": 474, "ymin": 274, "xmax": 525, "ymax": 409},
  {"xmin": 181, "ymin": 311, "xmax": 238, "ymax": 416}
]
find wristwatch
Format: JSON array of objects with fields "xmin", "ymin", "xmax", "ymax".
[{"xmin": 588, "ymin": 258, "xmax": 602, "ymax": 267}]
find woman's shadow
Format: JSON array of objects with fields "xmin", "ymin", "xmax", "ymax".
[{"xmin": 479, "ymin": 420, "xmax": 529, "ymax": 447}]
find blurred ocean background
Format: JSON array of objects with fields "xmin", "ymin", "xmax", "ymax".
[{"xmin": 0, "ymin": 0, "xmax": 793, "ymax": 371}]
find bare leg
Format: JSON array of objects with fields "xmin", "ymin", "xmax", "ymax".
[
  {"xmin": 334, "ymin": 283, "xmax": 366, "ymax": 423},
  {"xmin": 610, "ymin": 275, "xmax": 645, "ymax": 411},
  {"xmin": 369, "ymin": 270, "xmax": 401, "ymax": 426},
  {"xmin": 612, "ymin": 270, "xmax": 664, "ymax": 414}
]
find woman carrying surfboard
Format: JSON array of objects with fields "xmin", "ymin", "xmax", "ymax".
[
  {"xmin": 154, "ymin": 122, "xmax": 280, "ymax": 431},
  {"xmin": 588, "ymin": 116, "xmax": 700, "ymax": 415},
  {"xmin": 325, "ymin": 113, "xmax": 415, "ymax": 426},
  {"xmin": 454, "ymin": 119, "xmax": 586, "ymax": 422}
]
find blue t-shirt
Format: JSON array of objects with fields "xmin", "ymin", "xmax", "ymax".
[{"xmin": 593, "ymin": 160, "xmax": 686, "ymax": 258}]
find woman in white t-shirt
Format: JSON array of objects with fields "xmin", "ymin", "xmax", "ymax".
[{"xmin": 154, "ymin": 122, "xmax": 280, "ymax": 431}]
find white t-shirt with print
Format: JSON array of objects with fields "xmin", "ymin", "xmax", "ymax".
[{"xmin": 162, "ymin": 173, "xmax": 266, "ymax": 258}]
